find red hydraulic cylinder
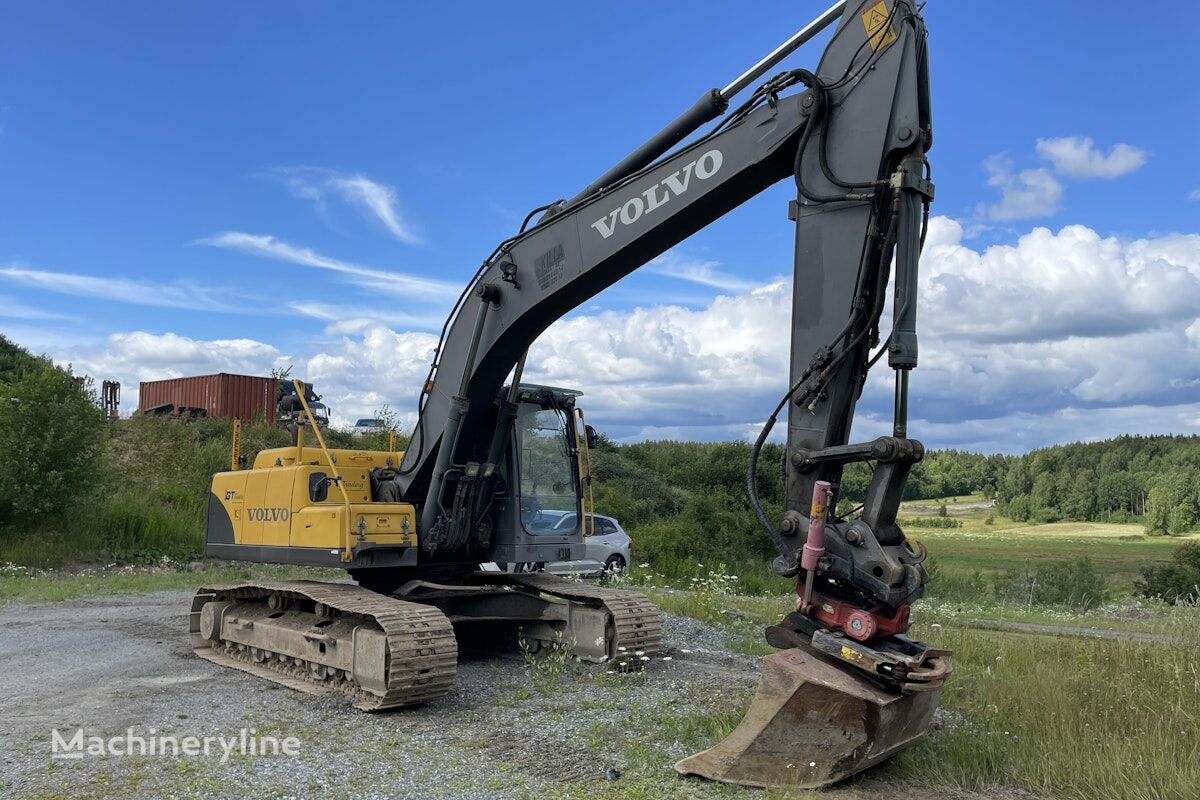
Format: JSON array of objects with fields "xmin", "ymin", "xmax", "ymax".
[{"xmin": 801, "ymin": 480, "xmax": 832, "ymax": 572}]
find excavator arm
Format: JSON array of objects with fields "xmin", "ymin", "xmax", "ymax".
[{"xmin": 397, "ymin": 0, "xmax": 930, "ymax": 587}]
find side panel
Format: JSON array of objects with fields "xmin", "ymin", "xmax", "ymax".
[
  {"xmin": 290, "ymin": 506, "xmax": 342, "ymax": 548},
  {"xmin": 261, "ymin": 468, "xmax": 296, "ymax": 546},
  {"xmin": 239, "ymin": 469, "xmax": 272, "ymax": 545}
]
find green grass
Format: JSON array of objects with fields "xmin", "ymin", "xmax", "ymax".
[
  {"xmin": 0, "ymin": 492, "xmax": 204, "ymax": 570},
  {"xmin": 645, "ymin": 582, "xmax": 1200, "ymax": 800},
  {"xmin": 919, "ymin": 524, "xmax": 1186, "ymax": 579},
  {"xmin": 889, "ymin": 616, "xmax": 1200, "ymax": 800},
  {"xmin": 0, "ymin": 562, "xmax": 343, "ymax": 603}
]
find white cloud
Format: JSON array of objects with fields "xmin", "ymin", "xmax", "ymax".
[
  {"xmin": 1035, "ymin": 137, "xmax": 1147, "ymax": 179},
  {"xmin": 287, "ymin": 300, "xmax": 444, "ymax": 331},
  {"xmin": 647, "ymin": 250, "xmax": 759, "ymax": 292},
  {"xmin": 982, "ymin": 157, "xmax": 1062, "ymax": 220},
  {"xmin": 39, "ymin": 219, "xmax": 1200, "ymax": 451},
  {"xmin": 197, "ymin": 232, "xmax": 457, "ymax": 300},
  {"xmin": 0, "ymin": 264, "xmax": 239, "ymax": 312},
  {"xmin": 920, "ymin": 217, "xmax": 1200, "ymax": 343},
  {"xmin": 0, "ymin": 295, "xmax": 74, "ymax": 321},
  {"xmin": 273, "ymin": 167, "xmax": 422, "ymax": 243},
  {"xmin": 1189, "ymin": 188, "xmax": 1200, "ymax": 202}
]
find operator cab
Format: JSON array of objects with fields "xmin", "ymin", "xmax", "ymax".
[{"xmin": 487, "ymin": 384, "xmax": 590, "ymax": 565}]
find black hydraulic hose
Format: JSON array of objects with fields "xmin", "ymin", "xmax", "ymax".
[
  {"xmin": 519, "ymin": 203, "xmax": 555, "ymax": 233},
  {"xmin": 746, "ymin": 310, "xmax": 861, "ymax": 555},
  {"xmin": 791, "ymin": 76, "xmax": 875, "ymax": 204}
]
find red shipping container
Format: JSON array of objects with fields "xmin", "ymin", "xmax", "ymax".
[{"xmin": 138, "ymin": 373, "xmax": 276, "ymax": 420}]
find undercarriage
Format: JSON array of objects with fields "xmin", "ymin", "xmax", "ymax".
[{"xmin": 190, "ymin": 574, "xmax": 662, "ymax": 710}]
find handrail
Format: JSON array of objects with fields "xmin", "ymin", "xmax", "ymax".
[{"xmin": 292, "ymin": 379, "xmax": 356, "ymax": 562}]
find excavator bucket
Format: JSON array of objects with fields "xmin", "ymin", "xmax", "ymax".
[{"xmin": 675, "ymin": 647, "xmax": 943, "ymax": 789}]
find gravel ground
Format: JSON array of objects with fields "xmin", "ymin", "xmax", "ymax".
[{"xmin": 0, "ymin": 589, "xmax": 1015, "ymax": 800}]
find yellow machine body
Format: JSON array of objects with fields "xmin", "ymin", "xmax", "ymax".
[{"xmin": 205, "ymin": 445, "xmax": 417, "ymax": 566}]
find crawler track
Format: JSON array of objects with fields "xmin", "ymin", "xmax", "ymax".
[
  {"xmin": 191, "ymin": 580, "xmax": 457, "ymax": 711},
  {"xmin": 497, "ymin": 573, "xmax": 663, "ymax": 661}
]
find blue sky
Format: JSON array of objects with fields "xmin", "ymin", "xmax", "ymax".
[{"xmin": 2, "ymin": 1, "xmax": 1198, "ymax": 451}]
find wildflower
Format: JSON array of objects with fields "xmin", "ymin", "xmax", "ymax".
[{"xmin": 809, "ymin": 761, "xmax": 816, "ymax": 767}]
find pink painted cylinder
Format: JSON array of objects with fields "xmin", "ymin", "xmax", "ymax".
[{"xmin": 800, "ymin": 480, "xmax": 833, "ymax": 572}]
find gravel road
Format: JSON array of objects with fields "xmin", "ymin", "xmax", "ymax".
[{"xmin": 0, "ymin": 590, "xmax": 1014, "ymax": 800}]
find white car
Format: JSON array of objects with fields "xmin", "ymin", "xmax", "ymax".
[
  {"xmin": 546, "ymin": 513, "xmax": 632, "ymax": 575},
  {"xmin": 353, "ymin": 418, "xmax": 386, "ymax": 436},
  {"xmin": 485, "ymin": 512, "xmax": 633, "ymax": 577}
]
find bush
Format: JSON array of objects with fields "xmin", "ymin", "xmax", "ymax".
[
  {"xmin": 903, "ymin": 516, "xmax": 962, "ymax": 529},
  {"xmin": 1005, "ymin": 494, "xmax": 1032, "ymax": 522},
  {"xmin": 1138, "ymin": 542, "xmax": 1200, "ymax": 604},
  {"xmin": 995, "ymin": 557, "xmax": 1106, "ymax": 610},
  {"xmin": 0, "ymin": 360, "xmax": 106, "ymax": 528},
  {"xmin": 923, "ymin": 557, "xmax": 990, "ymax": 602},
  {"xmin": 1031, "ymin": 506, "xmax": 1062, "ymax": 523}
]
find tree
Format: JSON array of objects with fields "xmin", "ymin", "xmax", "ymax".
[
  {"xmin": 1031, "ymin": 472, "xmax": 1060, "ymax": 516},
  {"xmin": 0, "ymin": 359, "xmax": 106, "ymax": 528},
  {"xmin": 1145, "ymin": 485, "xmax": 1172, "ymax": 535},
  {"xmin": 1006, "ymin": 494, "xmax": 1032, "ymax": 522},
  {"xmin": 1096, "ymin": 470, "xmax": 1128, "ymax": 517},
  {"xmin": 1062, "ymin": 469, "xmax": 1097, "ymax": 521}
]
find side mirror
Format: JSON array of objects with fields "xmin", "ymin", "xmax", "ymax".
[
  {"xmin": 308, "ymin": 472, "xmax": 329, "ymax": 503},
  {"xmin": 585, "ymin": 425, "xmax": 599, "ymax": 449}
]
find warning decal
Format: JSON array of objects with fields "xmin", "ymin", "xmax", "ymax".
[{"xmin": 861, "ymin": 1, "xmax": 898, "ymax": 51}]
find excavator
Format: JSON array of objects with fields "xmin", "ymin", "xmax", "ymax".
[{"xmin": 190, "ymin": 0, "xmax": 947, "ymax": 789}]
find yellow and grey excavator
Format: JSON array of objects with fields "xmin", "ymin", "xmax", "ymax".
[{"xmin": 191, "ymin": 0, "xmax": 948, "ymax": 789}]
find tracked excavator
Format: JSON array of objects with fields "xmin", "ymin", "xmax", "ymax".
[{"xmin": 191, "ymin": 0, "xmax": 947, "ymax": 789}]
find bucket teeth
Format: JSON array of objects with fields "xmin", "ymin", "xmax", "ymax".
[{"xmin": 675, "ymin": 646, "xmax": 944, "ymax": 789}]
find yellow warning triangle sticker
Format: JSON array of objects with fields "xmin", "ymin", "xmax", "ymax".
[{"xmin": 861, "ymin": 1, "xmax": 898, "ymax": 51}]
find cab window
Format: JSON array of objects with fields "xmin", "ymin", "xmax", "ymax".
[{"xmin": 515, "ymin": 404, "xmax": 578, "ymax": 533}]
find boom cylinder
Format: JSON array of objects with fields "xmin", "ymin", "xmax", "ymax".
[{"xmin": 568, "ymin": 0, "xmax": 847, "ymax": 205}]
